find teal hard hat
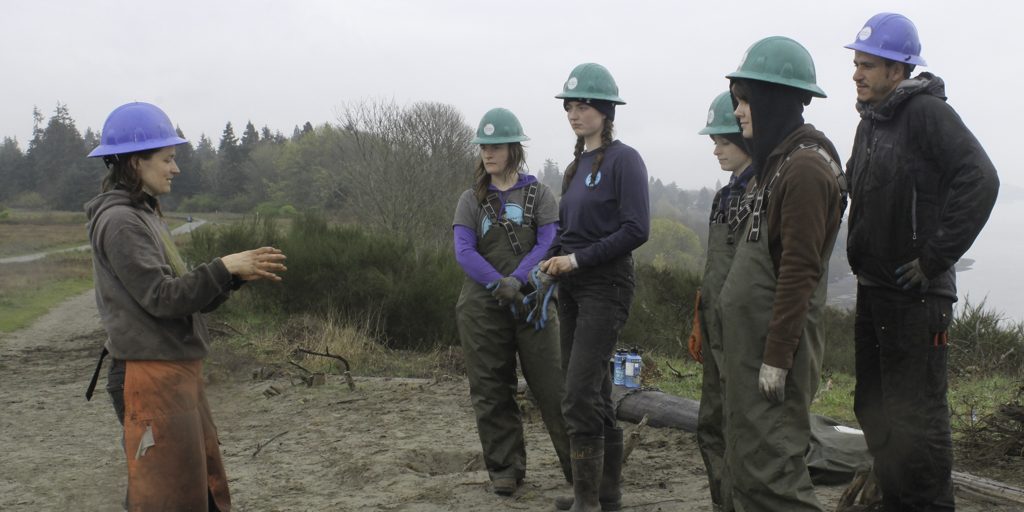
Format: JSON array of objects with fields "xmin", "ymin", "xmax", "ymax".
[
  {"xmin": 726, "ymin": 36, "xmax": 827, "ymax": 98},
  {"xmin": 555, "ymin": 63, "xmax": 626, "ymax": 105},
  {"xmin": 471, "ymin": 108, "xmax": 530, "ymax": 144},
  {"xmin": 698, "ymin": 91, "xmax": 740, "ymax": 135}
]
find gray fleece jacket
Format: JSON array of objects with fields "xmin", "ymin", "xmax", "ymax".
[{"xmin": 85, "ymin": 190, "xmax": 236, "ymax": 360}]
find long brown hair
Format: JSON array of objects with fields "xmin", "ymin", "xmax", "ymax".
[
  {"xmin": 561, "ymin": 119, "xmax": 614, "ymax": 194},
  {"xmin": 101, "ymin": 148, "xmax": 163, "ymax": 214},
  {"xmin": 473, "ymin": 142, "xmax": 526, "ymax": 203}
]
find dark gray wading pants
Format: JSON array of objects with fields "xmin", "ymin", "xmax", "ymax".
[
  {"xmin": 716, "ymin": 215, "xmax": 829, "ymax": 512},
  {"xmin": 697, "ymin": 221, "xmax": 738, "ymax": 511},
  {"xmin": 455, "ymin": 218, "xmax": 571, "ymax": 482},
  {"xmin": 557, "ymin": 255, "xmax": 635, "ymax": 438}
]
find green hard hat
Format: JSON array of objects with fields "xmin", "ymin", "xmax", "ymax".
[
  {"xmin": 555, "ymin": 63, "xmax": 626, "ymax": 105},
  {"xmin": 698, "ymin": 91, "xmax": 740, "ymax": 135},
  {"xmin": 471, "ymin": 108, "xmax": 530, "ymax": 144},
  {"xmin": 726, "ymin": 36, "xmax": 827, "ymax": 98}
]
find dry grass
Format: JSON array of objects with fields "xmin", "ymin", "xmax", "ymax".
[
  {"xmin": 210, "ymin": 308, "xmax": 464, "ymax": 382},
  {"xmin": 0, "ymin": 213, "xmax": 89, "ymax": 257}
]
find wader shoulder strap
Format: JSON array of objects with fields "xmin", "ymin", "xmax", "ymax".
[
  {"xmin": 522, "ymin": 183, "xmax": 539, "ymax": 226},
  {"xmin": 710, "ymin": 189, "xmax": 725, "ymax": 224},
  {"xmin": 746, "ymin": 143, "xmax": 849, "ymax": 242},
  {"xmin": 482, "ymin": 192, "xmax": 524, "ymax": 256}
]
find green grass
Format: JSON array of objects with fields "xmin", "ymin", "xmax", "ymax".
[
  {"xmin": 0, "ymin": 251, "xmax": 94, "ymax": 332},
  {"xmin": 651, "ymin": 357, "xmax": 861, "ymax": 426},
  {"xmin": 948, "ymin": 373, "xmax": 1023, "ymax": 434},
  {"xmin": 0, "ymin": 275, "xmax": 94, "ymax": 332}
]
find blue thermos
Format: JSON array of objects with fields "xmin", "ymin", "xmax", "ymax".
[{"xmin": 612, "ymin": 349, "xmax": 626, "ymax": 386}]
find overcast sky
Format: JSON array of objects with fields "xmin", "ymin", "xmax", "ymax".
[{"xmin": 2, "ymin": 0, "xmax": 1020, "ymax": 191}]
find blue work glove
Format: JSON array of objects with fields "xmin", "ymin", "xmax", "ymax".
[
  {"xmin": 895, "ymin": 258, "xmax": 929, "ymax": 292},
  {"xmin": 487, "ymin": 277, "xmax": 527, "ymax": 320},
  {"xmin": 523, "ymin": 266, "xmax": 557, "ymax": 330}
]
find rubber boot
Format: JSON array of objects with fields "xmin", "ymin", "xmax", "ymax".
[
  {"xmin": 554, "ymin": 429, "xmax": 623, "ymax": 510},
  {"xmin": 554, "ymin": 436, "xmax": 604, "ymax": 512}
]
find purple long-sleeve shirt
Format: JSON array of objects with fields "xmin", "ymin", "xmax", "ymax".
[
  {"xmin": 454, "ymin": 223, "xmax": 556, "ymax": 286},
  {"xmin": 452, "ymin": 173, "xmax": 560, "ymax": 286},
  {"xmin": 547, "ymin": 140, "xmax": 650, "ymax": 266}
]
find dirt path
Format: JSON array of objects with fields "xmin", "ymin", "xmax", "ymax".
[{"xmin": 0, "ymin": 292, "xmax": 1016, "ymax": 511}]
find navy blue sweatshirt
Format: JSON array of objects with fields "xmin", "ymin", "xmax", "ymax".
[{"xmin": 549, "ymin": 140, "xmax": 650, "ymax": 267}]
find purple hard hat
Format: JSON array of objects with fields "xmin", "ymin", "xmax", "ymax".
[
  {"xmin": 845, "ymin": 12, "xmax": 926, "ymax": 66},
  {"xmin": 87, "ymin": 102, "xmax": 188, "ymax": 158}
]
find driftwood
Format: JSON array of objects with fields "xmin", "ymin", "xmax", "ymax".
[
  {"xmin": 294, "ymin": 347, "xmax": 357, "ymax": 390},
  {"xmin": 612, "ymin": 386, "xmax": 699, "ymax": 431},
  {"xmin": 622, "ymin": 415, "xmax": 649, "ymax": 464},
  {"xmin": 952, "ymin": 470, "xmax": 1024, "ymax": 506},
  {"xmin": 252, "ymin": 430, "xmax": 289, "ymax": 457}
]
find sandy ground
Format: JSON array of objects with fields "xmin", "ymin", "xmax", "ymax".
[{"xmin": 1, "ymin": 291, "xmax": 1018, "ymax": 512}]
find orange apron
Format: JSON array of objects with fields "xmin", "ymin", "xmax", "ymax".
[{"xmin": 124, "ymin": 360, "xmax": 231, "ymax": 511}]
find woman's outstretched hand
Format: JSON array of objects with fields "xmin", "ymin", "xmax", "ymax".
[{"xmin": 221, "ymin": 247, "xmax": 288, "ymax": 281}]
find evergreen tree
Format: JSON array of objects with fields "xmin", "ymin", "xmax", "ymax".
[
  {"xmin": 539, "ymin": 158, "xmax": 562, "ymax": 194},
  {"xmin": 241, "ymin": 121, "xmax": 260, "ymax": 153},
  {"xmin": 0, "ymin": 137, "xmax": 26, "ymax": 201},
  {"xmin": 216, "ymin": 122, "xmax": 246, "ymax": 199},
  {"xmin": 168, "ymin": 126, "xmax": 202, "ymax": 202},
  {"xmin": 260, "ymin": 125, "xmax": 273, "ymax": 142},
  {"xmin": 30, "ymin": 103, "xmax": 92, "ymax": 210}
]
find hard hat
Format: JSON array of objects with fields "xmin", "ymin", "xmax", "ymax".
[
  {"xmin": 845, "ymin": 12, "xmax": 926, "ymax": 66},
  {"xmin": 87, "ymin": 102, "xmax": 188, "ymax": 158},
  {"xmin": 555, "ymin": 63, "xmax": 626, "ymax": 105},
  {"xmin": 698, "ymin": 91, "xmax": 740, "ymax": 135},
  {"xmin": 471, "ymin": 108, "xmax": 530, "ymax": 144},
  {"xmin": 726, "ymin": 36, "xmax": 827, "ymax": 98}
]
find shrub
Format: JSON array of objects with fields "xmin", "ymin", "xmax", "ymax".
[
  {"xmin": 621, "ymin": 263, "xmax": 701, "ymax": 357},
  {"xmin": 950, "ymin": 297, "xmax": 1024, "ymax": 377},
  {"xmin": 177, "ymin": 193, "xmax": 222, "ymax": 213},
  {"xmin": 821, "ymin": 306, "xmax": 856, "ymax": 374},
  {"xmin": 184, "ymin": 213, "xmax": 462, "ymax": 350}
]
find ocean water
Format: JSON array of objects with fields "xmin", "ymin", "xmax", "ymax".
[{"xmin": 826, "ymin": 198, "xmax": 1023, "ymax": 324}]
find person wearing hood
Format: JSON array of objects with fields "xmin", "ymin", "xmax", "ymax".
[
  {"xmin": 688, "ymin": 91, "xmax": 755, "ymax": 512},
  {"xmin": 716, "ymin": 37, "xmax": 847, "ymax": 511},
  {"xmin": 844, "ymin": 14, "xmax": 999, "ymax": 511},
  {"xmin": 543, "ymin": 63, "xmax": 650, "ymax": 512},
  {"xmin": 85, "ymin": 102, "xmax": 287, "ymax": 511},
  {"xmin": 452, "ymin": 108, "xmax": 571, "ymax": 497}
]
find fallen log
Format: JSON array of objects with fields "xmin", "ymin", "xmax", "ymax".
[
  {"xmin": 952, "ymin": 470, "xmax": 1024, "ymax": 506},
  {"xmin": 612, "ymin": 386, "xmax": 698, "ymax": 430}
]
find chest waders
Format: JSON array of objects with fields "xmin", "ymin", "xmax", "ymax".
[
  {"xmin": 454, "ymin": 184, "xmax": 572, "ymax": 484},
  {"xmin": 716, "ymin": 150, "xmax": 838, "ymax": 512},
  {"xmin": 696, "ymin": 189, "xmax": 749, "ymax": 511}
]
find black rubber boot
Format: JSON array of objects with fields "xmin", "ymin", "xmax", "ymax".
[
  {"xmin": 552, "ymin": 436, "xmax": 606, "ymax": 512},
  {"xmin": 555, "ymin": 429, "xmax": 623, "ymax": 511},
  {"xmin": 554, "ymin": 436, "xmax": 605, "ymax": 512}
]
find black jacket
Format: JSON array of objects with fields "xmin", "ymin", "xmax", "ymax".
[{"xmin": 846, "ymin": 73, "xmax": 999, "ymax": 299}]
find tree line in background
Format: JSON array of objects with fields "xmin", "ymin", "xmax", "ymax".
[{"xmin": 0, "ymin": 101, "xmax": 720, "ymax": 271}]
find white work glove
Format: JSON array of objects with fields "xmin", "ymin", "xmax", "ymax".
[{"xmin": 758, "ymin": 363, "xmax": 788, "ymax": 404}]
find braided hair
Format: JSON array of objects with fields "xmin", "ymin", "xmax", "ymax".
[{"xmin": 561, "ymin": 118, "xmax": 614, "ymax": 194}]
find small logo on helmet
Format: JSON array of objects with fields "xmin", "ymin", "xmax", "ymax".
[
  {"xmin": 567, "ymin": 77, "xmax": 578, "ymax": 90},
  {"xmin": 858, "ymin": 26, "xmax": 872, "ymax": 41},
  {"xmin": 706, "ymin": 109, "xmax": 715, "ymax": 126},
  {"xmin": 483, "ymin": 123, "xmax": 495, "ymax": 136}
]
